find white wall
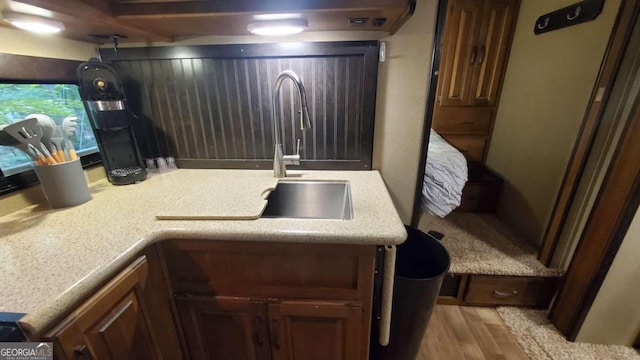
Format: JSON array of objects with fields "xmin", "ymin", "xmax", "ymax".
[
  {"xmin": 485, "ymin": 0, "xmax": 621, "ymax": 245},
  {"xmin": 0, "ymin": 26, "xmax": 95, "ymax": 60},
  {"xmin": 372, "ymin": 0, "xmax": 437, "ymax": 223}
]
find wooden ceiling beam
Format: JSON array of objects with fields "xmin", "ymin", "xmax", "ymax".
[{"xmin": 109, "ymin": 0, "xmax": 413, "ymax": 17}]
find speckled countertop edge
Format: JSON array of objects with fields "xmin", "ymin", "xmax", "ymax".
[{"xmin": 0, "ymin": 169, "xmax": 406, "ymax": 337}]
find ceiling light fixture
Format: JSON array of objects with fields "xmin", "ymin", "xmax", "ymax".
[
  {"xmin": 247, "ymin": 19, "xmax": 308, "ymax": 36},
  {"xmin": 1, "ymin": 11, "xmax": 64, "ymax": 34}
]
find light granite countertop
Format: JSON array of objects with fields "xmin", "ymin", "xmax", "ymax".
[{"xmin": 0, "ymin": 169, "xmax": 406, "ymax": 337}]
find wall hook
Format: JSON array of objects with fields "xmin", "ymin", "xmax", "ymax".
[
  {"xmin": 534, "ymin": 0, "xmax": 604, "ymax": 35},
  {"xmin": 537, "ymin": 17, "xmax": 550, "ymax": 30},
  {"xmin": 567, "ymin": 6, "xmax": 581, "ymax": 20}
]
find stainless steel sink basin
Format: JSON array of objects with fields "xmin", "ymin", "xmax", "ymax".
[{"xmin": 261, "ymin": 181, "xmax": 353, "ymax": 220}]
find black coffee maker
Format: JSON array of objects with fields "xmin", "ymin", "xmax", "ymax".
[{"xmin": 77, "ymin": 60, "xmax": 146, "ymax": 185}]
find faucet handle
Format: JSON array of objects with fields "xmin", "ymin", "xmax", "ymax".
[{"xmin": 283, "ymin": 138, "xmax": 301, "ymax": 166}]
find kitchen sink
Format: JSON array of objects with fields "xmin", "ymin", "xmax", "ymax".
[{"xmin": 261, "ymin": 181, "xmax": 353, "ymax": 220}]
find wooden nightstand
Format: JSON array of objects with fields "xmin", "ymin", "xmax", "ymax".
[{"xmin": 457, "ymin": 162, "xmax": 503, "ymax": 213}]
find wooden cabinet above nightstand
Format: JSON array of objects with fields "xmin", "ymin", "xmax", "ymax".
[
  {"xmin": 437, "ymin": 0, "xmax": 518, "ymax": 108},
  {"xmin": 433, "ymin": 0, "xmax": 520, "ymax": 163}
]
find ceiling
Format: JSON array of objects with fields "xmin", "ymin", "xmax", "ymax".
[{"xmin": 0, "ymin": 0, "xmax": 415, "ymax": 44}]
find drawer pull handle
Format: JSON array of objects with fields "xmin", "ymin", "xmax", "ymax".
[
  {"xmin": 253, "ymin": 317, "xmax": 264, "ymax": 347},
  {"xmin": 461, "ymin": 121, "xmax": 474, "ymax": 125},
  {"xmin": 493, "ymin": 290, "xmax": 518, "ymax": 298},
  {"xmin": 477, "ymin": 46, "xmax": 486, "ymax": 65},
  {"xmin": 271, "ymin": 319, "xmax": 281, "ymax": 351},
  {"xmin": 470, "ymin": 46, "xmax": 477, "ymax": 64}
]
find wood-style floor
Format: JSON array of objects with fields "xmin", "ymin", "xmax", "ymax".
[{"xmin": 418, "ymin": 305, "xmax": 529, "ymax": 360}]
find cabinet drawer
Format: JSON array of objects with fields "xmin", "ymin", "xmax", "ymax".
[
  {"xmin": 464, "ymin": 275, "xmax": 558, "ymax": 307},
  {"xmin": 457, "ymin": 180, "xmax": 502, "ymax": 213},
  {"xmin": 160, "ymin": 240, "xmax": 376, "ymax": 301},
  {"xmin": 457, "ymin": 183, "xmax": 483, "ymax": 212},
  {"xmin": 443, "ymin": 136, "xmax": 486, "ymax": 162},
  {"xmin": 432, "ymin": 107, "xmax": 494, "ymax": 135}
]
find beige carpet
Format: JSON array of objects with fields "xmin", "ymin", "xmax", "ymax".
[
  {"xmin": 419, "ymin": 212, "xmax": 563, "ymax": 277},
  {"xmin": 497, "ymin": 307, "xmax": 640, "ymax": 360}
]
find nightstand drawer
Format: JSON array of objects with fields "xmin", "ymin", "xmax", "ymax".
[
  {"xmin": 456, "ymin": 164, "xmax": 503, "ymax": 213},
  {"xmin": 432, "ymin": 107, "xmax": 494, "ymax": 135},
  {"xmin": 464, "ymin": 275, "xmax": 558, "ymax": 307},
  {"xmin": 457, "ymin": 184, "xmax": 483, "ymax": 211}
]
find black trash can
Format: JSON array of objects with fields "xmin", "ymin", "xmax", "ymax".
[{"xmin": 376, "ymin": 225, "xmax": 451, "ymax": 360}]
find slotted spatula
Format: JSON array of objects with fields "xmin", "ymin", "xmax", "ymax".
[
  {"xmin": 0, "ymin": 125, "xmax": 40, "ymax": 163},
  {"xmin": 3, "ymin": 118, "xmax": 57, "ymax": 165},
  {"xmin": 28, "ymin": 114, "xmax": 60, "ymax": 163}
]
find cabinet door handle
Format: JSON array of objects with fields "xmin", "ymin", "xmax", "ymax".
[
  {"xmin": 271, "ymin": 319, "xmax": 281, "ymax": 351},
  {"xmin": 477, "ymin": 46, "xmax": 485, "ymax": 65},
  {"xmin": 492, "ymin": 290, "xmax": 518, "ymax": 298},
  {"xmin": 74, "ymin": 345, "xmax": 95, "ymax": 360},
  {"xmin": 253, "ymin": 317, "xmax": 264, "ymax": 347},
  {"xmin": 470, "ymin": 46, "xmax": 477, "ymax": 64}
]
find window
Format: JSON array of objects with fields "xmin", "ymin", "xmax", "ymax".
[{"xmin": 0, "ymin": 83, "xmax": 97, "ymax": 177}]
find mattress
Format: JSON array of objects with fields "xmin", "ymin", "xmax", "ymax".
[{"xmin": 422, "ymin": 129, "xmax": 468, "ymax": 217}]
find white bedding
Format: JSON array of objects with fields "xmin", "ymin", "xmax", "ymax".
[{"xmin": 422, "ymin": 129, "xmax": 468, "ymax": 217}]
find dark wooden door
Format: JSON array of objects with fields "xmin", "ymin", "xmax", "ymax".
[
  {"xmin": 45, "ymin": 256, "xmax": 163, "ymax": 360},
  {"xmin": 268, "ymin": 301, "xmax": 362, "ymax": 360},
  {"xmin": 175, "ymin": 295, "xmax": 271, "ymax": 360},
  {"xmin": 439, "ymin": 0, "xmax": 484, "ymax": 107},
  {"xmin": 469, "ymin": 0, "xmax": 518, "ymax": 106}
]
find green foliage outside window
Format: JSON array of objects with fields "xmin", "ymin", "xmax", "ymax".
[{"xmin": 0, "ymin": 84, "xmax": 97, "ymax": 176}]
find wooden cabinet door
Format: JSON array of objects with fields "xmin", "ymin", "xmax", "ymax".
[
  {"xmin": 175, "ymin": 295, "xmax": 271, "ymax": 360},
  {"xmin": 438, "ymin": 0, "xmax": 484, "ymax": 107},
  {"xmin": 45, "ymin": 256, "xmax": 163, "ymax": 360},
  {"xmin": 469, "ymin": 0, "xmax": 518, "ymax": 106},
  {"xmin": 268, "ymin": 301, "xmax": 362, "ymax": 360}
]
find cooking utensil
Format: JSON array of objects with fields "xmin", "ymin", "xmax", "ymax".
[
  {"xmin": 1, "ymin": 124, "xmax": 42, "ymax": 165},
  {"xmin": 28, "ymin": 114, "xmax": 60, "ymax": 163},
  {"xmin": 62, "ymin": 115, "xmax": 79, "ymax": 161},
  {"xmin": 0, "ymin": 125, "xmax": 19, "ymax": 146},
  {"xmin": 3, "ymin": 118, "xmax": 57, "ymax": 165},
  {"xmin": 51, "ymin": 125, "xmax": 67, "ymax": 162}
]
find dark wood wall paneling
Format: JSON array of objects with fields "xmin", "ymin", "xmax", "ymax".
[{"xmin": 99, "ymin": 41, "xmax": 379, "ymax": 170}]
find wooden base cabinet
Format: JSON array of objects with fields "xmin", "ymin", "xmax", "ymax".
[
  {"xmin": 269, "ymin": 301, "xmax": 362, "ymax": 360},
  {"xmin": 176, "ymin": 296, "xmax": 270, "ymax": 360},
  {"xmin": 44, "ymin": 254, "xmax": 182, "ymax": 360},
  {"xmin": 40, "ymin": 241, "xmax": 375, "ymax": 360},
  {"xmin": 163, "ymin": 240, "xmax": 376, "ymax": 360},
  {"xmin": 176, "ymin": 296, "xmax": 362, "ymax": 360}
]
